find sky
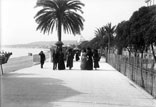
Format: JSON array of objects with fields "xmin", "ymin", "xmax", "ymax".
[{"xmin": 1, "ymin": 0, "xmax": 147, "ymax": 45}]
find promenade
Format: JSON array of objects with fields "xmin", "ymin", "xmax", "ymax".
[{"xmin": 1, "ymin": 58, "xmax": 156, "ymax": 107}]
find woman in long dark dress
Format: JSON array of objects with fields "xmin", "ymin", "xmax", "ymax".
[
  {"xmin": 80, "ymin": 49, "xmax": 87, "ymax": 70},
  {"xmin": 52, "ymin": 49, "xmax": 59, "ymax": 70},
  {"xmin": 86, "ymin": 47, "xmax": 93, "ymax": 70},
  {"xmin": 93, "ymin": 49, "xmax": 100, "ymax": 70},
  {"xmin": 66, "ymin": 48, "xmax": 74, "ymax": 70},
  {"xmin": 58, "ymin": 50, "xmax": 65, "ymax": 70},
  {"xmin": 75, "ymin": 51, "xmax": 80, "ymax": 61}
]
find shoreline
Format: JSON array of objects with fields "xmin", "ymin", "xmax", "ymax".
[
  {"xmin": 2, "ymin": 56, "xmax": 34, "ymax": 74},
  {"xmin": 1, "ymin": 51, "xmax": 50, "ymax": 74}
]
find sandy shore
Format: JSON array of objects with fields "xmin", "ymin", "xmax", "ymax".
[{"xmin": 2, "ymin": 56, "xmax": 34, "ymax": 74}]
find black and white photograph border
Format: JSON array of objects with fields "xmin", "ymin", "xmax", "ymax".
[{"xmin": 0, "ymin": 0, "xmax": 156, "ymax": 107}]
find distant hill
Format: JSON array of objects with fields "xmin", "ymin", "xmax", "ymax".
[{"xmin": 4, "ymin": 40, "xmax": 78, "ymax": 49}]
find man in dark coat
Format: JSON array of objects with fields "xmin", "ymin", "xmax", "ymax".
[{"xmin": 39, "ymin": 51, "xmax": 46, "ymax": 68}]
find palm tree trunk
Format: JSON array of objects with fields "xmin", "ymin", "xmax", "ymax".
[
  {"xmin": 140, "ymin": 51, "xmax": 145, "ymax": 88},
  {"xmin": 58, "ymin": 17, "xmax": 62, "ymax": 42},
  {"xmin": 56, "ymin": 17, "xmax": 63, "ymax": 51},
  {"xmin": 106, "ymin": 33, "xmax": 110, "ymax": 62},
  {"xmin": 108, "ymin": 34, "xmax": 110, "ymax": 54}
]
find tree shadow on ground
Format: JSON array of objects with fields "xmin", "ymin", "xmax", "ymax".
[{"xmin": 1, "ymin": 73, "xmax": 82, "ymax": 106}]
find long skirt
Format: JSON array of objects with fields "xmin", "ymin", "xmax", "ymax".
[
  {"xmin": 94, "ymin": 60, "xmax": 99, "ymax": 68},
  {"xmin": 58, "ymin": 59, "xmax": 65, "ymax": 70},
  {"xmin": 67, "ymin": 58, "xmax": 73, "ymax": 68},
  {"xmin": 80, "ymin": 57, "xmax": 87, "ymax": 70},
  {"xmin": 86, "ymin": 59, "xmax": 93, "ymax": 70}
]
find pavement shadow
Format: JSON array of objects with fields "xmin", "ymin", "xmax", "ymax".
[{"xmin": 1, "ymin": 73, "xmax": 82, "ymax": 106}]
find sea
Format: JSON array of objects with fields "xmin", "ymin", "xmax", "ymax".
[{"xmin": 1, "ymin": 47, "xmax": 50, "ymax": 58}]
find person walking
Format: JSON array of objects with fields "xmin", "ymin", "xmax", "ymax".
[
  {"xmin": 75, "ymin": 51, "xmax": 80, "ymax": 61},
  {"xmin": 52, "ymin": 49, "xmax": 59, "ymax": 70},
  {"xmin": 80, "ymin": 48, "xmax": 87, "ymax": 70},
  {"xmin": 86, "ymin": 47, "xmax": 93, "ymax": 70},
  {"xmin": 58, "ymin": 49, "xmax": 65, "ymax": 70},
  {"xmin": 93, "ymin": 49, "xmax": 100, "ymax": 70},
  {"xmin": 39, "ymin": 51, "xmax": 46, "ymax": 68},
  {"xmin": 66, "ymin": 48, "xmax": 74, "ymax": 70}
]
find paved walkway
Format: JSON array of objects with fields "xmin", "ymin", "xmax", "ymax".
[{"xmin": 1, "ymin": 59, "xmax": 156, "ymax": 107}]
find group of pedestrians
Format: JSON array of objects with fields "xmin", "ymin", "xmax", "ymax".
[
  {"xmin": 80, "ymin": 48, "xmax": 100, "ymax": 70},
  {"xmin": 52, "ymin": 48, "xmax": 75, "ymax": 70},
  {"xmin": 39, "ymin": 47, "xmax": 100, "ymax": 70},
  {"xmin": 52, "ymin": 49, "xmax": 66, "ymax": 70}
]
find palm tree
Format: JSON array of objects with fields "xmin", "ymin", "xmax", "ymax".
[
  {"xmin": 94, "ymin": 27, "xmax": 107, "ymax": 48},
  {"xmin": 95, "ymin": 27, "xmax": 105, "ymax": 37},
  {"xmin": 104, "ymin": 23, "xmax": 116, "ymax": 54},
  {"xmin": 34, "ymin": 0, "xmax": 85, "ymax": 48},
  {"xmin": 104, "ymin": 23, "xmax": 115, "ymax": 62}
]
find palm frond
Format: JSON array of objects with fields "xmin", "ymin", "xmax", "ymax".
[
  {"xmin": 66, "ymin": 0, "xmax": 85, "ymax": 13},
  {"xmin": 62, "ymin": 11, "xmax": 84, "ymax": 35},
  {"xmin": 34, "ymin": 0, "xmax": 84, "ymax": 40},
  {"xmin": 36, "ymin": 0, "xmax": 58, "ymax": 9},
  {"xmin": 95, "ymin": 27, "xmax": 106, "ymax": 37}
]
